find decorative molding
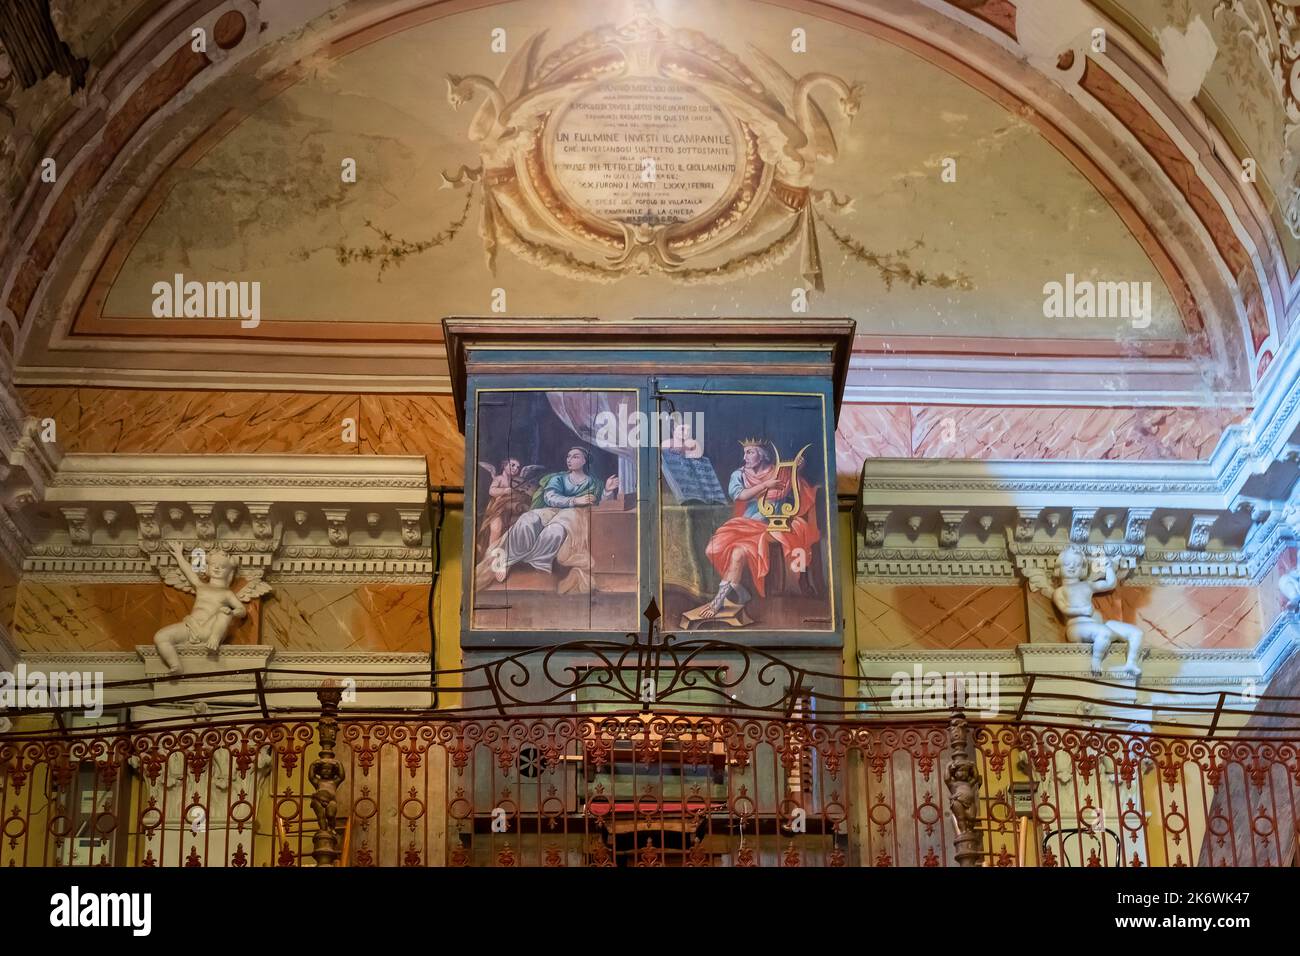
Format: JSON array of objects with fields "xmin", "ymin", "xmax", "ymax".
[{"xmin": 6, "ymin": 453, "xmax": 434, "ymax": 582}]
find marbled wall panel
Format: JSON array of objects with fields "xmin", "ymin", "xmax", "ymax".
[
  {"xmin": 855, "ymin": 583, "xmax": 1026, "ymax": 650},
  {"xmin": 261, "ymin": 583, "xmax": 428, "ymax": 652},
  {"xmin": 13, "ymin": 582, "xmax": 162, "ymax": 651},
  {"xmin": 19, "ymin": 387, "xmax": 359, "ymax": 454},
  {"xmin": 910, "ymin": 406, "xmax": 1245, "ymax": 461},
  {"xmin": 1128, "ymin": 587, "xmax": 1261, "ymax": 650},
  {"xmin": 834, "ymin": 405, "xmax": 911, "ymax": 493},
  {"xmin": 1029, "ymin": 585, "xmax": 1261, "ymax": 650},
  {"xmin": 22, "ymin": 388, "xmax": 1241, "ymax": 502},
  {"xmin": 835, "ymin": 403, "xmax": 1245, "ymax": 491},
  {"xmin": 18, "ymin": 387, "xmax": 464, "ymax": 481},
  {"xmin": 12, "ymin": 580, "xmax": 260, "ymax": 652},
  {"xmin": 358, "ymin": 395, "xmax": 463, "ymax": 485}
]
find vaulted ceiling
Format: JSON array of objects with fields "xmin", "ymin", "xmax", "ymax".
[{"xmin": 0, "ymin": 0, "xmax": 1296, "ymax": 406}]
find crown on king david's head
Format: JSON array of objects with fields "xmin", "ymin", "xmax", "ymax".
[{"xmin": 738, "ymin": 437, "xmax": 768, "ymax": 447}]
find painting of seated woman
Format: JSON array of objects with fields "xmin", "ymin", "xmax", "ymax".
[
  {"xmin": 471, "ymin": 389, "xmax": 639, "ymax": 632},
  {"xmin": 660, "ymin": 393, "xmax": 833, "ymax": 634}
]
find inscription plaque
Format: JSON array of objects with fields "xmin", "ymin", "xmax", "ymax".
[{"xmin": 549, "ymin": 77, "xmax": 741, "ymax": 226}]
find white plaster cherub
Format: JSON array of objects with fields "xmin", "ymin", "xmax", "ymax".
[
  {"xmin": 153, "ymin": 541, "xmax": 271, "ymax": 675},
  {"xmin": 1049, "ymin": 547, "xmax": 1144, "ymax": 678}
]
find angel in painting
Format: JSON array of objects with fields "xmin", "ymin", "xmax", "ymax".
[
  {"xmin": 476, "ymin": 458, "xmax": 546, "ymax": 562},
  {"xmin": 153, "ymin": 541, "xmax": 272, "ymax": 674}
]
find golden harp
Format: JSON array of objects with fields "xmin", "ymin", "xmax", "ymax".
[{"xmin": 757, "ymin": 443, "xmax": 810, "ymax": 533}]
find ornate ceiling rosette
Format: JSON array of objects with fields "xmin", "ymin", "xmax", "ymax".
[{"xmin": 441, "ymin": 2, "xmax": 863, "ymax": 290}]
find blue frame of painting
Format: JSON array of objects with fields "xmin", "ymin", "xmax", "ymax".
[{"xmin": 459, "ymin": 349, "xmax": 842, "ymax": 649}]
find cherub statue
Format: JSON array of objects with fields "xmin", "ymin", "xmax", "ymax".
[
  {"xmin": 154, "ymin": 541, "xmax": 272, "ymax": 675},
  {"xmin": 1048, "ymin": 547, "xmax": 1144, "ymax": 678}
]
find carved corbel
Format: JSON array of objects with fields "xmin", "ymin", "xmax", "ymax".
[
  {"xmin": 190, "ymin": 502, "xmax": 216, "ymax": 546},
  {"xmin": 1124, "ymin": 507, "xmax": 1153, "ymax": 546},
  {"xmin": 1187, "ymin": 513, "xmax": 1218, "ymax": 551},
  {"xmin": 861, "ymin": 509, "xmax": 889, "ymax": 548},
  {"xmin": 1070, "ymin": 508, "xmax": 1096, "ymax": 544},
  {"xmin": 938, "ymin": 510, "xmax": 966, "ymax": 549},
  {"xmin": 245, "ymin": 502, "xmax": 274, "ymax": 541},
  {"xmin": 1014, "ymin": 507, "xmax": 1039, "ymax": 542},
  {"xmin": 60, "ymin": 506, "xmax": 90, "ymax": 544},
  {"xmin": 323, "ymin": 508, "xmax": 350, "ymax": 548},
  {"xmin": 396, "ymin": 508, "xmax": 424, "ymax": 548},
  {"xmin": 132, "ymin": 502, "xmax": 160, "ymax": 542}
]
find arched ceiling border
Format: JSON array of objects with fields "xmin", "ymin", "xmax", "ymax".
[
  {"xmin": 0, "ymin": 0, "xmax": 1283, "ymax": 400},
  {"xmin": 1071, "ymin": 0, "xmax": 1294, "ymax": 382},
  {"xmin": 1088, "ymin": 0, "xmax": 1300, "ymax": 294}
]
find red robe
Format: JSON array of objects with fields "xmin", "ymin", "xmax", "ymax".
[{"xmin": 704, "ymin": 470, "xmax": 820, "ymax": 597}]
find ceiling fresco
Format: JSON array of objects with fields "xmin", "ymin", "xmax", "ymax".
[
  {"xmin": 93, "ymin": 0, "xmax": 1177, "ymax": 340},
  {"xmin": 0, "ymin": 0, "xmax": 1292, "ymax": 401}
]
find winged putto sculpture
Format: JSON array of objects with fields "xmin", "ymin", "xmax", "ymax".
[{"xmin": 153, "ymin": 541, "xmax": 272, "ymax": 675}]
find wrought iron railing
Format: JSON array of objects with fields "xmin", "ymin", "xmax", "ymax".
[
  {"xmin": 3, "ymin": 706, "xmax": 1297, "ymax": 867},
  {"xmin": 1, "ymin": 626, "xmax": 1298, "ymax": 866}
]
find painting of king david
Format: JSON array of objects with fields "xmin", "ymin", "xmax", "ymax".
[
  {"xmin": 471, "ymin": 390, "xmax": 639, "ymax": 631},
  {"xmin": 659, "ymin": 393, "xmax": 832, "ymax": 633}
]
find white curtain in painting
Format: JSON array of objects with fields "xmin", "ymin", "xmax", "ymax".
[{"xmin": 546, "ymin": 392, "xmax": 635, "ymax": 492}]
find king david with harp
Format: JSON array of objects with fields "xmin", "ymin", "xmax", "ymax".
[{"xmin": 695, "ymin": 437, "xmax": 821, "ymax": 623}]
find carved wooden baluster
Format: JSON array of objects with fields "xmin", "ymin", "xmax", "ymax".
[
  {"xmin": 309, "ymin": 683, "xmax": 346, "ymax": 867},
  {"xmin": 944, "ymin": 713, "xmax": 983, "ymax": 867}
]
